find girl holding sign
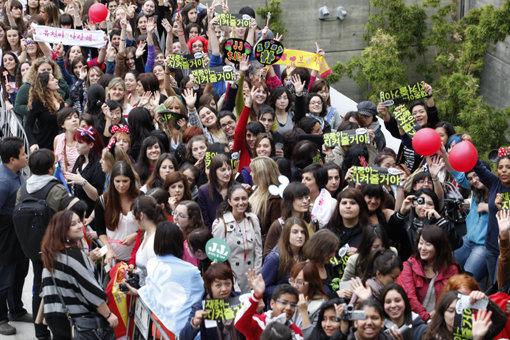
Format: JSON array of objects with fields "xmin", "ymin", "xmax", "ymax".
[
  {"xmin": 212, "ymin": 184, "xmax": 262, "ymax": 292},
  {"xmin": 180, "ymin": 263, "xmax": 245, "ymax": 340}
]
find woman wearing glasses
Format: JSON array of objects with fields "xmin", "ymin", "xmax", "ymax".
[
  {"xmin": 289, "ymin": 261, "xmax": 328, "ymax": 336},
  {"xmin": 173, "ymin": 200, "xmax": 206, "ymax": 267},
  {"xmin": 261, "ymin": 217, "xmax": 309, "ymax": 304}
]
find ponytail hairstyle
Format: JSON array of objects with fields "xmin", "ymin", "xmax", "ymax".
[{"xmin": 131, "ymin": 195, "xmax": 166, "ymax": 225}]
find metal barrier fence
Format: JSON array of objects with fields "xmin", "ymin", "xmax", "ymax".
[{"xmin": 126, "ymin": 297, "xmax": 178, "ymax": 340}]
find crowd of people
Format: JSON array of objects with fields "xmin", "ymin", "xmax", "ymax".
[{"xmin": 0, "ymin": 0, "xmax": 510, "ymax": 339}]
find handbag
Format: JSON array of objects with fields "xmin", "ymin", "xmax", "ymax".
[{"xmin": 50, "ymin": 273, "xmax": 116, "ymax": 340}]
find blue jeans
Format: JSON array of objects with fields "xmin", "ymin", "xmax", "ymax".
[
  {"xmin": 485, "ymin": 249, "xmax": 499, "ymax": 285},
  {"xmin": 0, "ymin": 258, "xmax": 29, "ymax": 322},
  {"xmin": 454, "ymin": 237, "xmax": 488, "ymax": 283}
]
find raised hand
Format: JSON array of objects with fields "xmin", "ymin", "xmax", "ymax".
[
  {"xmin": 135, "ymin": 41, "xmax": 146, "ymax": 58},
  {"xmin": 238, "ymin": 53, "xmax": 249, "ymax": 73},
  {"xmin": 497, "ymin": 209, "xmax": 510, "ymax": 239},
  {"xmin": 161, "ymin": 18, "xmax": 172, "ymax": 33},
  {"xmin": 183, "ymin": 88, "xmax": 197, "ymax": 110},
  {"xmin": 472, "ymin": 309, "xmax": 492, "ymax": 340},
  {"xmin": 292, "ymin": 74, "xmax": 305, "ymax": 96},
  {"xmin": 245, "ymin": 86, "xmax": 258, "ymax": 108},
  {"xmin": 147, "ymin": 17, "xmax": 155, "ymax": 34},
  {"xmin": 246, "ymin": 269, "xmax": 265, "ymax": 298},
  {"xmin": 351, "ymin": 277, "xmax": 372, "ymax": 301},
  {"xmin": 427, "ymin": 155, "xmax": 444, "ymax": 179}
]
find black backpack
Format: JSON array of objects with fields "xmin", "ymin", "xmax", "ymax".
[{"xmin": 13, "ymin": 180, "xmax": 59, "ymax": 261}]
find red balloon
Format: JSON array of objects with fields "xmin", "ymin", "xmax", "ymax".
[
  {"xmin": 412, "ymin": 128, "xmax": 442, "ymax": 156},
  {"xmin": 89, "ymin": 3, "xmax": 108, "ymax": 23},
  {"xmin": 449, "ymin": 141, "xmax": 478, "ymax": 172}
]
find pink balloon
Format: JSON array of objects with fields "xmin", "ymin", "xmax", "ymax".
[
  {"xmin": 89, "ymin": 3, "xmax": 108, "ymax": 23},
  {"xmin": 412, "ymin": 128, "xmax": 442, "ymax": 156},
  {"xmin": 449, "ymin": 141, "xmax": 478, "ymax": 172}
]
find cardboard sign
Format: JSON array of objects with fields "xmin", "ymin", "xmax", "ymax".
[
  {"xmin": 216, "ymin": 13, "xmax": 252, "ymax": 27},
  {"xmin": 453, "ymin": 308, "xmax": 473, "ymax": 340},
  {"xmin": 274, "ymin": 49, "xmax": 332, "ymax": 79},
  {"xmin": 380, "ymin": 82, "xmax": 428, "ymax": 105},
  {"xmin": 167, "ymin": 52, "xmax": 205, "ymax": 70},
  {"xmin": 323, "ymin": 128, "xmax": 370, "ymax": 148},
  {"xmin": 501, "ymin": 192, "xmax": 510, "ymax": 210},
  {"xmin": 348, "ymin": 166, "xmax": 401, "ymax": 186},
  {"xmin": 254, "ymin": 39, "xmax": 284, "ymax": 65},
  {"xmin": 205, "ymin": 238, "xmax": 231, "ymax": 262},
  {"xmin": 153, "ymin": 104, "xmax": 187, "ymax": 123},
  {"xmin": 202, "ymin": 296, "xmax": 242, "ymax": 322},
  {"xmin": 204, "ymin": 151, "xmax": 239, "ymax": 169},
  {"xmin": 393, "ymin": 106, "xmax": 420, "ymax": 137},
  {"xmin": 191, "ymin": 65, "xmax": 236, "ymax": 84},
  {"xmin": 223, "ymin": 38, "xmax": 252, "ymax": 64}
]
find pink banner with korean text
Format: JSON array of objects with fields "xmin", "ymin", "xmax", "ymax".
[
  {"xmin": 274, "ymin": 49, "xmax": 332, "ymax": 79},
  {"xmin": 32, "ymin": 24, "xmax": 106, "ymax": 49}
]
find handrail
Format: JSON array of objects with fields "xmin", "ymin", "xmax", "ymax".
[{"xmin": 127, "ymin": 297, "xmax": 178, "ymax": 340}]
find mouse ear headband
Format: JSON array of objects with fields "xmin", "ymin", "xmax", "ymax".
[{"xmin": 268, "ymin": 175, "xmax": 290, "ymax": 198}]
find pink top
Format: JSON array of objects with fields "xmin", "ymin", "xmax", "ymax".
[
  {"xmin": 182, "ymin": 240, "xmax": 198, "ymax": 267},
  {"xmin": 54, "ymin": 133, "xmax": 80, "ymax": 173}
]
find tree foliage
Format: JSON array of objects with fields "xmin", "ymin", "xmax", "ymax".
[
  {"xmin": 256, "ymin": 0, "xmax": 288, "ymax": 37},
  {"xmin": 327, "ymin": 0, "xmax": 510, "ymax": 157}
]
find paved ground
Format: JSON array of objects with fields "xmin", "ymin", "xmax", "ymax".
[{"xmin": 2, "ymin": 262, "xmax": 37, "ymax": 340}]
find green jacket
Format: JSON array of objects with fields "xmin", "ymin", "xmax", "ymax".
[{"xmin": 14, "ymin": 78, "xmax": 71, "ymax": 118}]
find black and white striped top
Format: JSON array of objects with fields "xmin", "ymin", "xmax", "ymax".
[{"xmin": 41, "ymin": 247, "xmax": 107, "ymax": 317}]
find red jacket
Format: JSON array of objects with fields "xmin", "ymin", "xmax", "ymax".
[
  {"xmin": 233, "ymin": 105, "xmax": 252, "ymax": 170},
  {"xmin": 234, "ymin": 293, "xmax": 303, "ymax": 340},
  {"xmin": 397, "ymin": 257, "xmax": 458, "ymax": 321}
]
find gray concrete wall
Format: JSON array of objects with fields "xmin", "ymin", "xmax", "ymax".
[
  {"xmin": 228, "ymin": 0, "xmax": 509, "ymax": 109},
  {"xmin": 465, "ymin": 0, "xmax": 510, "ymax": 110}
]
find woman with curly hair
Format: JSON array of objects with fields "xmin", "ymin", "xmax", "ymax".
[
  {"xmin": 15, "ymin": 57, "xmax": 71, "ymax": 118},
  {"xmin": 26, "ymin": 72, "xmax": 64, "ymax": 152}
]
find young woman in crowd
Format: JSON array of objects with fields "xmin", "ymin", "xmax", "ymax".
[
  {"xmin": 304, "ymin": 229, "xmax": 339, "ymax": 296},
  {"xmin": 398, "ymin": 225, "xmax": 459, "ymax": 322},
  {"xmin": 164, "ymin": 171, "xmax": 192, "ymax": 213},
  {"xmin": 53, "ymin": 108, "xmax": 80, "ymax": 173},
  {"xmin": 262, "ymin": 217, "xmax": 309, "ymax": 302},
  {"xmin": 134, "ymin": 135, "xmax": 164, "ymax": 185},
  {"xmin": 248, "ymin": 156, "xmax": 282, "ymax": 236},
  {"xmin": 65, "ymin": 126, "xmax": 105, "ymax": 217},
  {"xmin": 95, "ymin": 161, "xmax": 140, "ymax": 265},
  {"xmin": 131, "ymin": 195, "xmax": 166, "ymax": 286},
  {"xmin": 144, "ymin": 153, "xmax": 178, "ymax": 191},
  {"xmin": 40, "ymin": 211, "xmax": 118, "ymax": 339},
  {"xmin": 173, "ymin": 200, "xmax": 206, "ymax": 266},
  {"xmin": 212, "ymin": 184, "xmax": 262, "ymax": 292},
  {"xmin": 197, "ymin": 153, "xmax": 235, "ymax": 229},
  {"xmin": 264, "ymin": 182, "xmax": 311, "ymax": 257}
]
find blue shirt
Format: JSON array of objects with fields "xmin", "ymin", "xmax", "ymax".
[{"xmin": 0, "ymin": 164, "xmax": 24, "ymax": 216}]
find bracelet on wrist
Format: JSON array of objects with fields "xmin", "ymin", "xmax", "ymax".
[
  {"xmin": 426, "ymin": 93, "xmax": 433, "ymax": 98},
  {"xmin": 106, "ymin": 311, "xmax": 112, "ymax": 319}
]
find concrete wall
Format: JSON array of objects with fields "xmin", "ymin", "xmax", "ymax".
[{"xmin": 228, "ymin": 0, "xmax": 509, "ymax": 109}]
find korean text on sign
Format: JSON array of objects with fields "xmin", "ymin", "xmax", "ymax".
[
  {"xmin": 167, "ymin": 53, "xmax": 205, "ymax": 70},
  {"xmin": 216, "ymin": 13, "xmax": 252, "ymax": 27},
  {"xmin": 202, "ymin": 297, "xmax": 242, "ymax": 321},
  {"xmin": 323, "ymin": 128, "xmax": 370, "ymax": 148},
  {"xmin": 393, "ymin": 106, "xmax": 420, "ymax": 137},
  {"xmin": 379, "ymin": 82, "xmax": 428, "ymax": 105},
  {"xmin": 348, "ymin": 166, "xmax": 401, "ymax": 186},
  {"xmin": 191, "ymin": 66, "xmax": 235, "ymax": 85}
]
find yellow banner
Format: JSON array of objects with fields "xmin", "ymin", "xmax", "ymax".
[{"xmin": 275, "ymin": 49, "xmax": 332, "ymax": 78}]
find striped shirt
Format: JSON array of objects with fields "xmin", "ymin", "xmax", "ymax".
[{"xmin": 41, "ymin": 247, "xmax": 107, "ymax": 317}]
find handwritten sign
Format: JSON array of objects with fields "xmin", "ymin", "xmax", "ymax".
[
  {"xmin": 348, "ymin": 166, "xmax": 401, "ymax": 186},
  {"xmin": 223, "ymin": 38, "xmax": 252, "ymax": 64},
  {"xmin": 167, "ymin": 52, "xmax": 205, "ymax": 70},
  {"xmin": 204, "ymin": 151, "xmax": 239, "ymax": 169},
  {"xmin": 191, "ymin": 65, "xmax": 235, "ymax": 84},
  {"xmin": 501, "ymin": 192, "xmax": 510, "ymax": 210},
  {"xmin": 323, "ymin": 128, "xmax": 370, "ymax": 148},
  {"xmin": 206, "ymin": 238, "xmax": 230, "ymax": 262},
  {"xmin": 203, "ymin": 296, "xmax": 242, "ymax": 321},
  {"xmin": 216, "ymin": 13, "xmax": 252, "ymax": 27},
  {"xmin": 254, "ymin": 39, "xmax": 284, "ymax": 65},
  {"xmin": 380, "ymin": 82, "xmax": 428, "ymax": 105},
  {"xmin": 274, "ymin": 49, "xmax": 332, "ymax": 78},
  {"xmin": 453, "ymin": 308, "xmax": 472, "ymax": 340},
  {"xmin": 33, "ymin": 24, "xmax": 106, "ymax": 48},
  {"xmin": 393, "ymin": 106, "xmax": 420, "ymax": 137},
  {"xmin": 154, "ymin": 104, "xmax": 187, "ymax": 123}
]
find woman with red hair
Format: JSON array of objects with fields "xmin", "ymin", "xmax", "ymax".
[
  {"xmin": 65, "ymin": 126, "xmax": 105, "ymax": 217},
  {"xmin": 186, "ymin": 36, "xmax": 208, "ymax": 54}
]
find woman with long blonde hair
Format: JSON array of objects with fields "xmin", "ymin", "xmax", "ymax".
[
  {"xmin": 26, "ymin": 71, "xmax": 64, "ymax": 152},
  {"xmin": 249, "ymin": 156, "xmax": 282, "ymax": 236}
]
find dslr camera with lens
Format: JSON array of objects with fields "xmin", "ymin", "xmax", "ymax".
[{"xmin": 119, "ymin": 272, "xmax": 141, "ymax": 292}]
